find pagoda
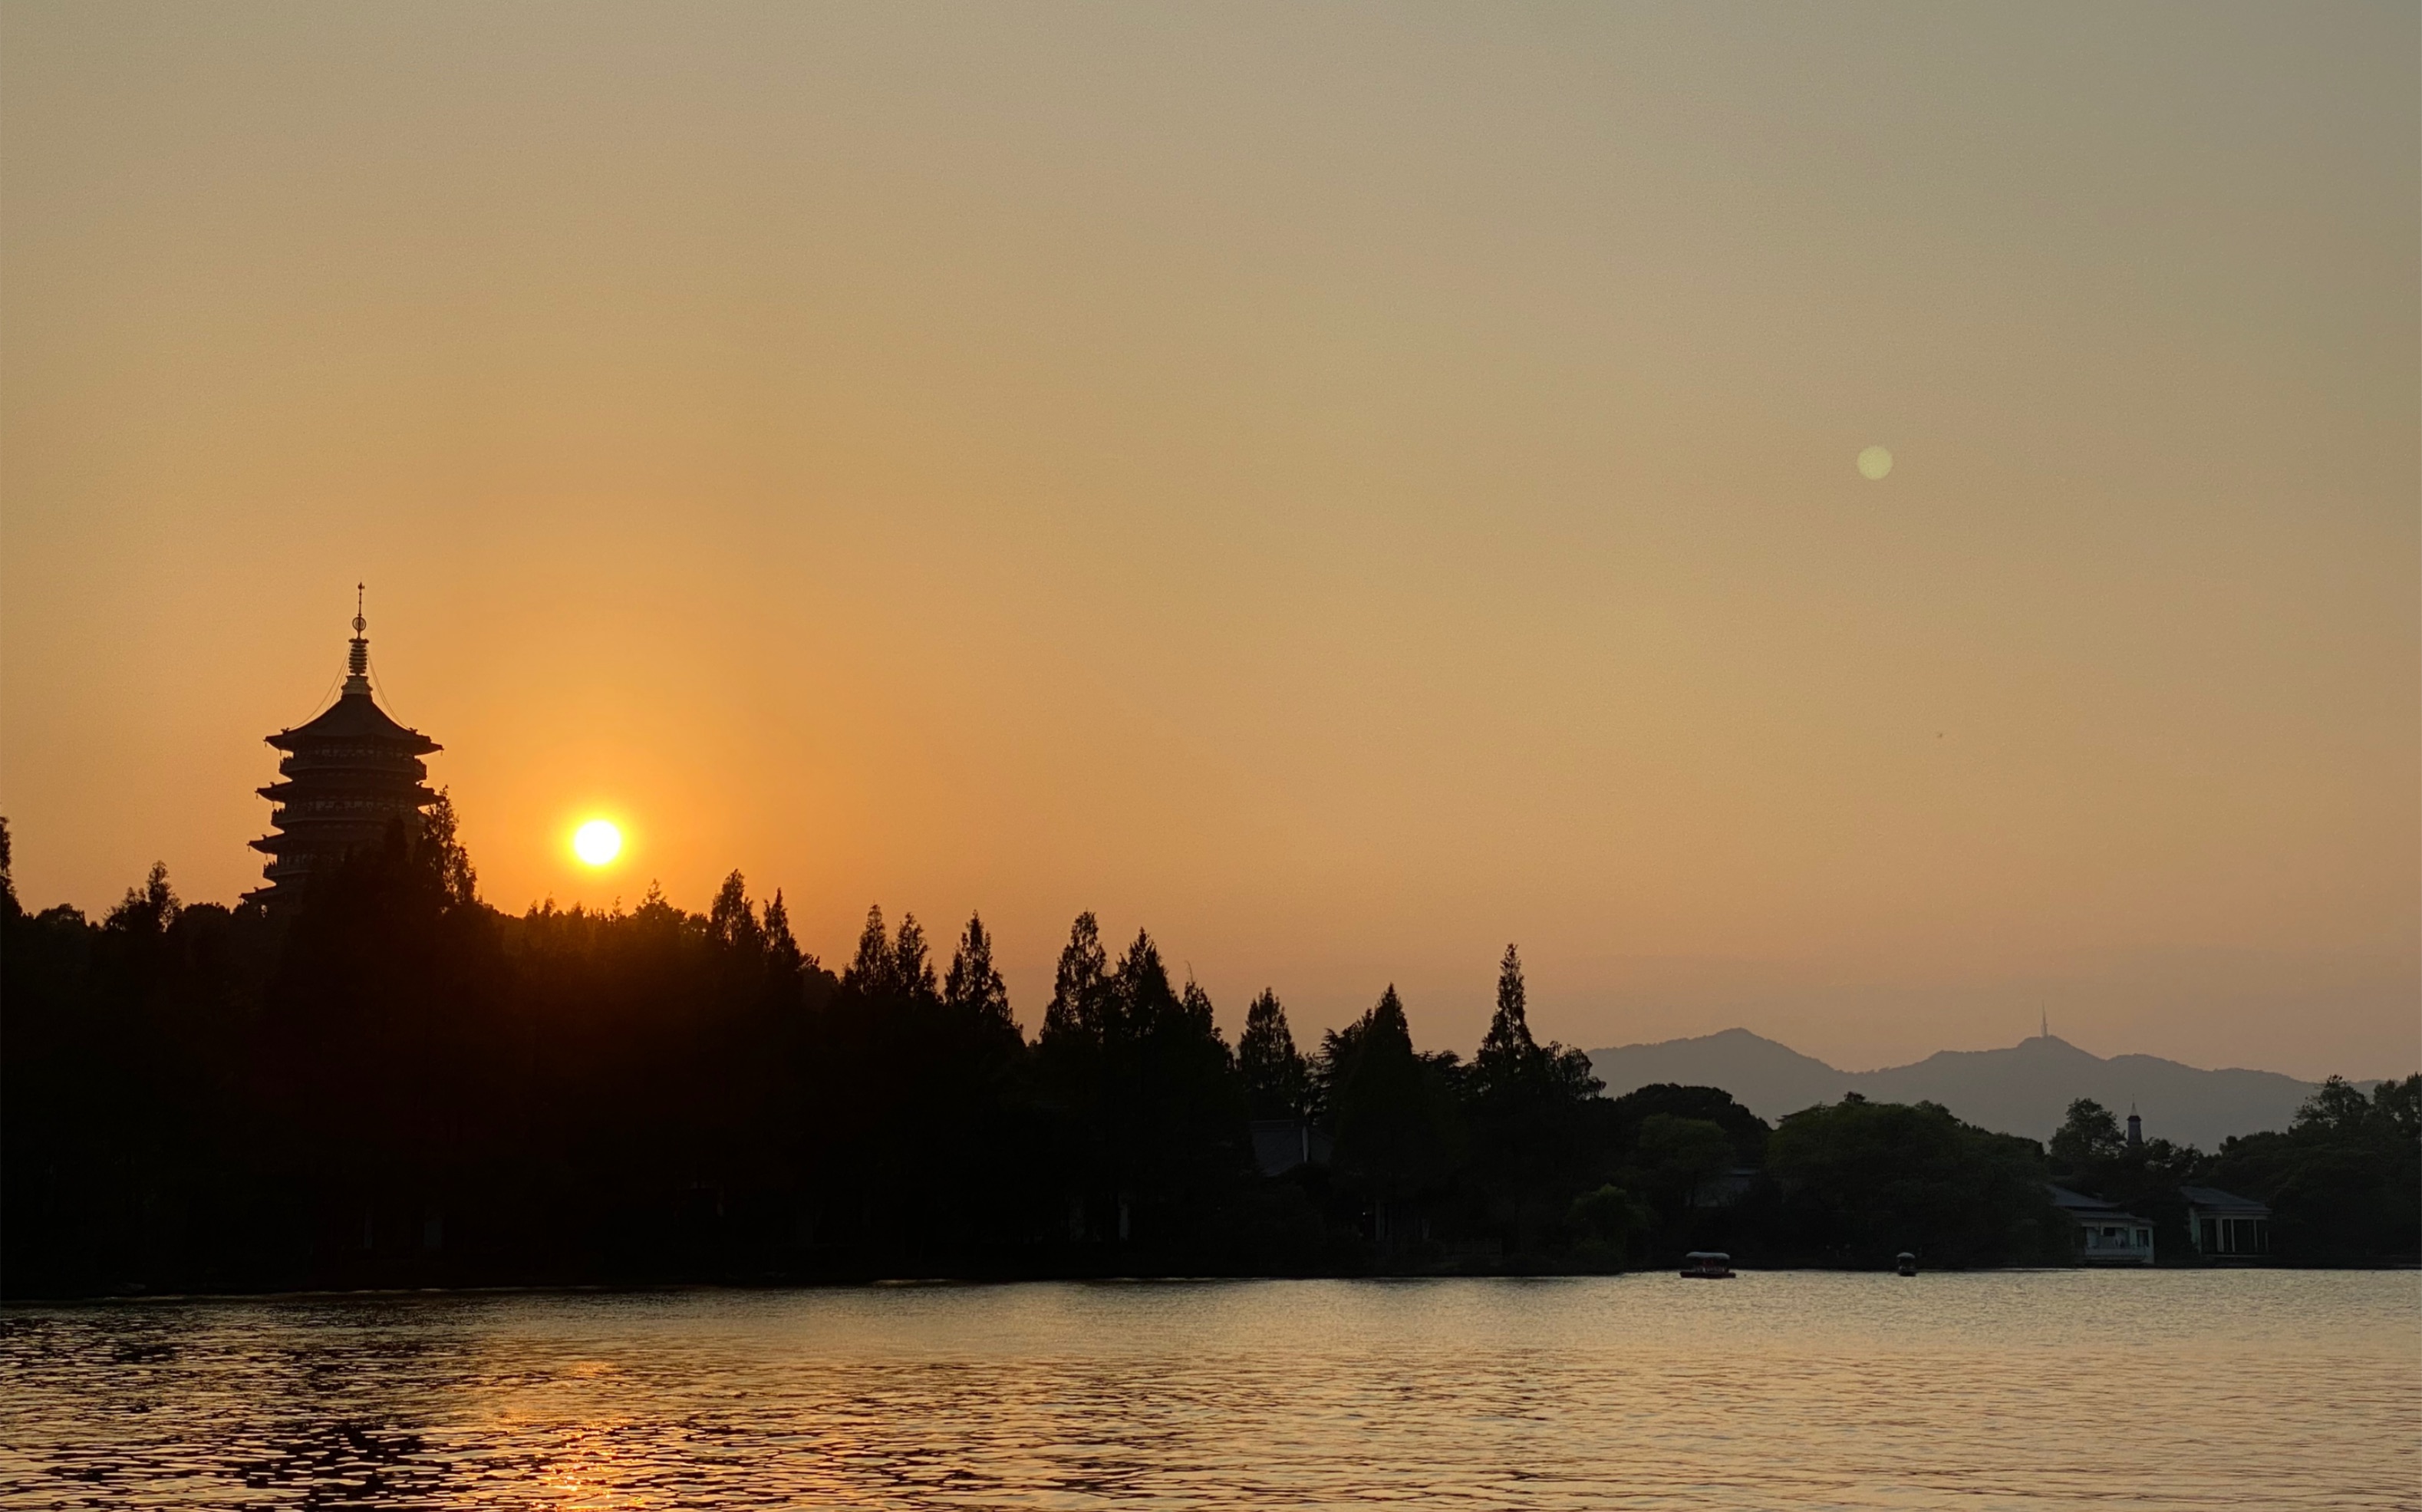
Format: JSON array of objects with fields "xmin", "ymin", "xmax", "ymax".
[{"xmin": 247, "ymin": 588, "xmax": 442, "ymax": 908}]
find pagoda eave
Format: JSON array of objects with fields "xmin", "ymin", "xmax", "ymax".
[{"xmin": 267, "ymin": 733, "xmax": 441, "ymax": 756}]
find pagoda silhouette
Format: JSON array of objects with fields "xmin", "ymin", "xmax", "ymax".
[{"xmin": 246, "ymin": 588, "xmax": 442, "ymax": 908}]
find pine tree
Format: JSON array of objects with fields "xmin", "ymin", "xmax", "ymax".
[
  {"xmin": 944, "ymin": 912, "xmax": 1013, "ymax": 1032},
  {"xmin": 707, "ymin": 870, "xmax": 764, "ymax": 953},
  {"xmin": 420, "ymin": 789, "xmax": 477, "ymax": 910},
  {"xmin": 1042, "ymin": 911, "xmax": 1108, "ymax": 1044},
  {"xmin": 1035, "ymin": 912, "xmax": 1112, "ymax": 1237},
  {"xmin": 1324, "ymin": 985, "xmax": 1462, "ymax": 1230},
  {"xmin": 1473, "ymin": 942, "xmax": 1541, "ymax": 1098},
  {"xmin": 1111, "ymin": 928, "xmax": 1172, "ymax": 1039},
  {"xmin": 1178, "ymin": 978, "xmax": 1221, "ymax": 1040},
  {"xmin": 1465, "ymin": 942, "xmax": 1603, "ymax": 1250},
  {"xmin": 1114, "ymin": 938, "xmax": 1245, "ymax": 1234},
  {"xmin": 760, "ymin": 888, "xmax": 809, "ymax": 974},
  {"xmin": 633, "ymin": 879, "xmax": 680, "ymax": 928},
  {"xmin": 1238, "ymin": 988, "xmax": 1310, "ymax": 1119},
  {"xmin": 842, "ymin": 904, "xmax": 892, "ymax": 996},
  {"xmin": 891, "ymin": 914, "xmax": 939, "ymax": 1003}
]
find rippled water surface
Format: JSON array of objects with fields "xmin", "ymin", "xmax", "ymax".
[{"xmin": 2, "ymin": 1271, "xmax": 2415, "ymax": 1509}]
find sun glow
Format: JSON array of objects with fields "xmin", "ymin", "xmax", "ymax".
[{"xmin": 572, "ymin": 819, "xmax": 623, "ymax": 867}]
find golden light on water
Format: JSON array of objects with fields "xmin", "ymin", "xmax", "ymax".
[
  {"xmin": 572, "ymin": 819, "xmax": 623, "ymax": 867},
  {"xmin": 1857, "ymin": 445, "xmax": 1894, "ymax": 480}
]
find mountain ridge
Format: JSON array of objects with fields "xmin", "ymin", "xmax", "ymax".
[{"xmin": 1587, "ymin": 1029, "xmax": 2348, "ymax": 1149}]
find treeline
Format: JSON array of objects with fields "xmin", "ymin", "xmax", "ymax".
[
  {"xmin": 3, "ymin": 812, "xmax": 2411, "ymax": 1296},
  {"xmin": 2048, "ymin": 1084, "xmax": 2420, "ymax": 1266}
]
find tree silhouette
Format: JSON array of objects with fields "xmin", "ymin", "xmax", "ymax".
[
  {"xmin": 2051, "ymin": 1098, "xmax": 2126, "ymax": 1166},
  {"xmin": 707, "ymin": 870, "xmax": 765, "ymax": 952},
  {"xmin": 1471, "ymin": 944, "xmax": 1537, "ymax": 1092},
  {"xmin": 1465, "ymin": 944, "xmax": 1601, "ymax": 1247},
  {"xmin": 1041, "ymin": 911, "xmax": 1108, "ymax": 1043},
  {"xmin": 0, "ymin": 816, "xmax": 18, "ymax": 918},
  {"xmin": 423, "ymin": 789, "xmax": 477, "ymax": 908},
  {"xmin": 762, "ymin": 889, "xmax": 808, "ymax": 975},
  {"xmin": 3, "ymin": 809, "xmax": 2410, "ymax": 1296},
  {"xmin": 1324, "ymin": 985, "xmax": 1463, "ymax": 1242},
  {"xmin": 1036, "ymin": 921, "xmax": 1247, "ymax": 1245},
  {"xmin": 1238, "ymin": 989, "xmax": 1311, "ymax": 1119},
  {"xmin": 890, "ymin": 914, "xmax": 939, "ymax": 1005},
  {"xmin": 944, "ymin": 913, "xmax": 1014, "ymax": 1033},
  {"xmin": 1764, "ymin": 1097, "xmax": 2064, "ymax": 1268},
  {"xmin": 842, "ymin": 904, "xmax": 894, "ymax": 996}
]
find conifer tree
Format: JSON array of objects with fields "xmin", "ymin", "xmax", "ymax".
[
  {"xmin": 1465, "ymin": 942, "xmax": 1603, "ymax": 1249},
  {"xmin": 944, "ymin": 912, "xmax": 1014, "ymax": 1032},
  {"xmin": 1112, "ymin": 928, "xmax": 1173, "ymax": 1040},
  {"xmin": 707, "ymin": 871, "xmax": 763, "ymax": 953},
  {"xmin": 891, "ymin": 914, "xmax": 939, "ymax": 1004},
  {"xmin": 1325, "ymin": 986, "xmax": 1462, "ymax": 1228},
  {"xmin": 1035, "ymin": 912, "xmax": 1113, "ymax": 1237},
  {"xmin": 420, "ymin": 789, "xmax": 477, "ymax": 910},
  {"xmin": 760, "ymin": 889, "xmax": 808, "ymax": 974},
  {"xmin": 842, "ymin": 904, "xmax": 892, "ymax": 996},
  {"xmin": 1473, "ymin": 942, "xmax": 1541, "ymax": 1100},
  {"xmin": 1238, "ymin": 988, "xmax": 1311, "ymax": 1119},
  {"xmin": 633, "ymin": 879, "xmax": 680, "ymax": 929},
  {"xmin": 1042, "ymin": 911, "xmax": 1108, "ymax": 1044},
  {"xmin": 1115, "ymin": 940, "xmax": 1247, "ymax": 1233},
  {"xmin": 1177, "ymin": 978, "xmax": 1221, "ymax": 1040}
]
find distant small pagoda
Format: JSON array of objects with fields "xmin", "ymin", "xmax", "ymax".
[{"xmin": 247, "ymin": 588, "xmax": 442, "ymax": 908}]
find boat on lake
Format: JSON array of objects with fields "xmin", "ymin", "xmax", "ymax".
[{"xmin": 1680, "ymin": 1251, "xmax": 1734, "ymax": 1279}]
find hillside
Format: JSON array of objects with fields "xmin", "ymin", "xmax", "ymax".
[{"xmin": 1587, "ymin": 1030, "xmax": 2331, "ymax": 1149}]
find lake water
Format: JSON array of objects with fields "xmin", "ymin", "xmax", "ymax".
[{"xmin": 2, "ymin": 1271, "xmax": 2414, "ymax": 1510}]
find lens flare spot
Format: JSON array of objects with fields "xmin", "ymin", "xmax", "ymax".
[{"xmin": 573, "ymin": 819, "xmax": 622, "ymax": 867}]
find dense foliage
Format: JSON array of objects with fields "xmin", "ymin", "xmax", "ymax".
[
  {"xmin": 1758, "ymin": 1096, "xmax": 2070, "ymax": 1268},
  {"xmin": 2046, "ymin": 1081, "xmax": 2422, "ymax": 1266},
  {"xmin": 2207, "ymin": 1078, "xmax": 2421, "ymax": 1262},
  {"xmin": 4, "ymin": 814, "xmax": 2412, "ymax": 1296}
]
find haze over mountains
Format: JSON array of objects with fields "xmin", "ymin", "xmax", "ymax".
[{"xmin": 1587, "ymin": 1031, "xmax": 2342, "ymax": 1151}]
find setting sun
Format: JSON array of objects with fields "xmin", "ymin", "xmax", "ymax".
[{"xmin": 572, "ymin": 819, "xmax": 622, "ymax": 867}]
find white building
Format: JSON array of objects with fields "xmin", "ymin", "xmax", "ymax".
[
  {"xmin": 2049, "ymin": 1184, "xmax": 2153, "ymax": 1267},
  {"xmin": 2180, "ymin": 1186, "xmax": 2272, "ymax": 1260}
]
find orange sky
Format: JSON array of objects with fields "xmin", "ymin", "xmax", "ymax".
[{"xmin": 3, "ymin": 4, "xmax": 2414, "ymax": 1078}]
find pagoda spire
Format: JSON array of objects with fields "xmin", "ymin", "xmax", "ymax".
[{"xmin": 344, "ymin": 583, "xmax": 371, "ymax": 695}]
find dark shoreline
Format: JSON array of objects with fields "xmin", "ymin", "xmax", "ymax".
[{"xmin": 11, "ymin": 1259, "xmax": 2416, "ymax": 1308}]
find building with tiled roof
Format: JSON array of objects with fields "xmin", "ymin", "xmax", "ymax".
[{"xmin": 246, "ymin": 589, "xmax": 440, "ymax": 908}]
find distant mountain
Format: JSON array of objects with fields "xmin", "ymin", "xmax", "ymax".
[
  {"xmin": 1589, "ymin": 1027, "xmax": 1856, "ymax": 1121},
  {"xmin": 1587, "ymin": 1029, "xmax": 2332, "ymax": 1151}
]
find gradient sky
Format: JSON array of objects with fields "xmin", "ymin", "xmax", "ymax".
[{"xmin": 4, "ymin": 3, "xmax": 2414, "ymax": 1078}]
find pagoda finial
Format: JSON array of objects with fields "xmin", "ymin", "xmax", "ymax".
[{"xmin": 344, "ymin": 583, "xmax": 371, "ymax": 693}]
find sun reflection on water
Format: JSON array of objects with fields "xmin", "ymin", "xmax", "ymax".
[{"xmin": 1, "ymin": 1274, "xmax": 2412, "ymax": 1509}]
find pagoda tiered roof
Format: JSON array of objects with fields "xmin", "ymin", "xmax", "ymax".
[
  {"xmin": 245, "ymin": 590, "xmax": 443, "ymax": 908},
  {"xmin": 268, "ymin": 688, "xmax": 440, "ymax": 753}
]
